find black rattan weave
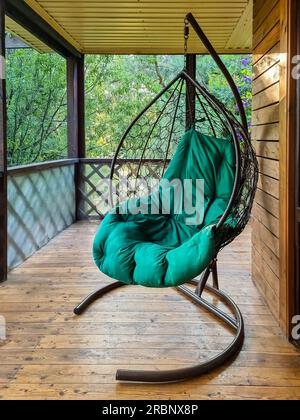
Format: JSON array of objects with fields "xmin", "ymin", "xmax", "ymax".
[{"xmin": 110, "ymin": 70, "xmax": 258, "ymax": 252}]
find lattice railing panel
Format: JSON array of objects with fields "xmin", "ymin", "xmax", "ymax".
[
  {"xmin": 8, "ymin": 165, "xmax": 76, "ymax": 269},
  {"xmin": 78, "ymin": 159, "xmax": 164, "ymax": 219}
]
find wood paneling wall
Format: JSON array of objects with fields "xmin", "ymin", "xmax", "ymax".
[
  {"xmin": 252, "ymin": 0, "xmax": 296, "ymax": 335},
  {"xmin": 252, "ymin": 0, "xmax": 281, "ymax": 319}
]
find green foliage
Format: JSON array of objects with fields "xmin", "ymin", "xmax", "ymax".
[
  {"xmin": 6, "ymin": 49, "xmax": 252, "ymax": 165},
  {"xmin": 86, "ymin": 54, "xmax": 252, "ymax": 158},
  {"xmin": 6, "ymin": 48, "xmax": 67, "ymax": 166},
  {"xmin": 197, "ymin": 55, "xmax": 252, "ymax": 122},
  {"xmin": 85, "ymin": 55, "xmax": 184, "ymax": 158}
]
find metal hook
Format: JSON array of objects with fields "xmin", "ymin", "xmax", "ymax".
[{"xmin": 184, "ymin": 17, "xmax": 190, "ymax": 55}]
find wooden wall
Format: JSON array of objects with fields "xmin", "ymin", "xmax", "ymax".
[
  {"xmin": 252, "ymin": 0, "xmax": 295, "ymax": 335},
  {"xmin": 252, "ymin": 0, "xmax": 281, "ymax": 319}
]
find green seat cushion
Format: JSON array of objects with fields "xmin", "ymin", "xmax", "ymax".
[{"xmin": 93, "ymin": 128, "xmax": 236, "ymax": 288}]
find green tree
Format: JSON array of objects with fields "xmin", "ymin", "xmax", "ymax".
[
  {"xmin": 85, "ymin": 55, "xmax": 185, "ymax": 158},
  {"xmin": 85, "ymin": 54, "xmax": 252, "ymax": 158},
  {"xmin": 7, "ymin": 48, "xmax": 252, "ymax": 165},
  {"xmin": 6, "ymin": 47, "xmax": 67, "ymax": 166},
  {"xmin": 197, "ymin": 55, "xmax": 252, "ymax": 123}
]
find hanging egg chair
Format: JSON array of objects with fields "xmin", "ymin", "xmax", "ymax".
[{"xmin": 74, "ymin": 13, "xmax": 258, "ymax": 383}]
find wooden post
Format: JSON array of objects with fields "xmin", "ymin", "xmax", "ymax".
[
  {"xmin": 67, "ymin": 55, "xmax": 85, "ymax": 220},
  {"xmin": 67, "ymin": 57, "xmax": 78, "ymax": 159},
  {"xmin": 295, "ymin": 0, "xmax": 300, "ymax": 348},
  {"xmin": 67, "ymin": 54, "xmax": 85, "ymax": 159},
  {"xmin": 77, "ymin": 56, "xmax": 85, "ymax": 160},
  {"xmin": 0, "ymin": 1, "xmax": 7, "ymax": 283},
  {"xmin": 185, "ymin": 54, "xmax": 196, "ymax": 130},
  {"xmin": 279, "ymin": 0, "xmax": 298, "ymax": 339}
]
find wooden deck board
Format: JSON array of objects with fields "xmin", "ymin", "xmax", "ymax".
[{"xmin": 0, "ymin": 221, "xmax": 299, "ymax": 400}]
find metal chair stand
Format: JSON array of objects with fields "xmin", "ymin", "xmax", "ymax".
[{"xmin": 74, "ymin": 260, "xmax": 244, "ymax": 384}]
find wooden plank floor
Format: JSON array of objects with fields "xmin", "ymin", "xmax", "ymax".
[{"xmin": 0, "ymin": 221, "xmax": 300, "ymax": 400}]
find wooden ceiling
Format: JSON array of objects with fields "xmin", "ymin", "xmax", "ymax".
[
  {"xmin": 5, "ymin": 16, "xmax": 52, "ymax": 52},
  {"xmin": 8, "ymin": 0, "xmax": 253, "ymax": 54}
]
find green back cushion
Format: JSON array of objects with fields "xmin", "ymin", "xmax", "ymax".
[{"xmin": 93, "ymin": 129, "xmax": 236, "ymax": 288}]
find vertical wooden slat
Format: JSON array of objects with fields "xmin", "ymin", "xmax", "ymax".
[
  {"xmin": 0, "ymin": 1, "xmax": 7, "ymax": 283},
  {"xmin": 185, "ymin": 54, "xmax": 196, "ymax": 130}
]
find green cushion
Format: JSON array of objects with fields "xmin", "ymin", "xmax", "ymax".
[{"xmin": 93, "ymin": 128, "xmax": 236, "ymax": 288}]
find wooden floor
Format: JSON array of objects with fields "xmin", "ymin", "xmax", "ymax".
[{"xmin": 0, "ymin": 222, "xmax": 300, "ymax": 400}]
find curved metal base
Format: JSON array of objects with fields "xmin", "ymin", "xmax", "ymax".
[
  {"xmin": 74, "ymin": 281, "xmax": 126, "ymax": 315},
  {"xmin": 74, "ymin": 280, "xmax": 244, "ymax": 383}
]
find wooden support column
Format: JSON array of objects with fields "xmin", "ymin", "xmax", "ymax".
[
  {"xmin": 67, "ymin": 55, "xmax": 85, "ymax": 158},
  {"xmin": 295, "ymin": 0, "xmax": 300, "ymax": 348},
  {"xmin": 77, "ymin": 57, "xmax": 85, "ymax": 160},
  {"xmin": 0, "ymin": 1, "xmax": 7, "ymax": 283},
  {"xmin": 279, "ymin": 0, "xmax": 297, "ymax": 338},
  {"xmin": 67, "ymin": 55, "xmax": 85, "ymax": 220},
  {"xmin": 185, "ymin": 54, "xmax": 196, "ymax": 130}
]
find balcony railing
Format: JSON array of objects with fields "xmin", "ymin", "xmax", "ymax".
[
  {"xmin": 7, "ymin": 157, "xmax": 165, "ymax": 270},
  {"xmin": 8, "ymin": 159, "xmax": 77, "ymax": 269},
  {"xmin": 78, "ymin": 158, "xmax": 165, "ymax": 220}
]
